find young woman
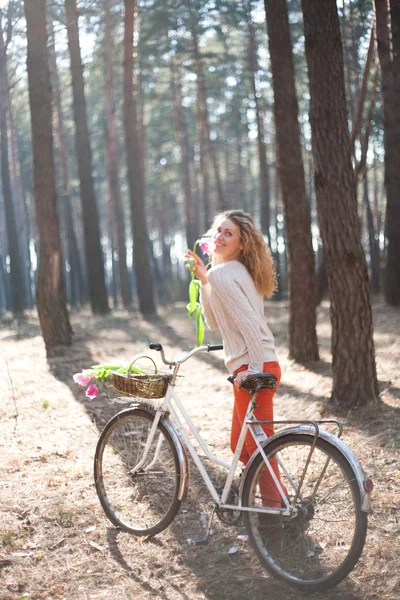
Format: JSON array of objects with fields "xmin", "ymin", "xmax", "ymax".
[{"xmin": 185, "ymin": 209, "xmax": 284, "ymax": 509}]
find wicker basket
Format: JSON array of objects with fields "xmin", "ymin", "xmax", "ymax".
[{"xmin": 110, "ymin": 356, "xmax": 171, "ymax": 399}]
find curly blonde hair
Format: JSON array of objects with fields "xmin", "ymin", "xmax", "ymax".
[{"xmin": 209, "ymin": 210, "xmax": 277, "ymax": 298}]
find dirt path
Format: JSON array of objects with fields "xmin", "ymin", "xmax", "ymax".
[{"xmin": 0, "ymin": 301, "xmax": 399, "ymax": 600}]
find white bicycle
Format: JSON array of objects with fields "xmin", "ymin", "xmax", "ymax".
[{"xmin": 94, "ymin": 343, "xmax": 372, "ymax": 592}]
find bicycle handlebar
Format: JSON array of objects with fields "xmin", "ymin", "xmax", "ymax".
[{"xmin": 149, "ymin": 342, "xmax": 223, "ymax": 366}]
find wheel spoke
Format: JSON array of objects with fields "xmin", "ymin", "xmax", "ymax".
[
  {"xmin": 95, "ymin": 409, "xmax": 181, "ymax": 536},
  {"xmin": 242, "ymin": 434, "xmax": 367, "ymax": 592}
]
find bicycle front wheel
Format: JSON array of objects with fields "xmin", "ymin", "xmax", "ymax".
[
  {"xmin": 242, "ymin": 433, "xmax": 367, "ymax": 592},
  {"xmin": 94, "ymin": 407, "xmax": 183, "ymax": 536}
]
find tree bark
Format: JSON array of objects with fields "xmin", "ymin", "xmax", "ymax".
[
  {"xmin": 189, "ymin": 13, "xmax": 225, "ymax": 219},
  {"xmin": 356, "ymin": 60, "xmax": 379, "ymax": 181},
  {"xmin": 9, "ymin": 108, "xmax": 33, "ymax": 309},
  {"xmin": 105, "ymin": 0, "xmax": 132, "ymax": 310},
  {"xmin": 301, "ymin": 0, "xmax": 378, "ymax": 407},
  {"xmin": 350, "ymin": 23, "xmax": 375, "ymax": 152},
  {"xmin": 123, "ymin": 0, "xmax": 156, "ymax": 316},
  {"xmin": 374, "ymin": 0, "xmax": 400, "ymax": 305},
  {"xmin": 171, "ymin": 58, "xmax": 196, "ymax": 248},
  {"xmin": 24, "ymin": 0, "xmax": 72, "ymax": 349},
  {"xmin": 363, "ymin": 175, "xmax": 381, "ymax": 294},
  {"xmin": 65, "ymin": 0, "xmax": 109, "ymax": 314},
  {"xmin": 0, "ymin": 9, "xmax": 24, "ymax": 316},
  {"xmin": 245, "ymin": 5, "xmax": 271, "ymax": 244},
  {"xmin": 48, "ymin": 18, "xmax": 85, "ymax": 309},
  {"xmin": 264, "ymin": 0, "xmax": 319, "ymax": 362},
  {"xmin": 232, "ymin": 95, "xmax": 246, "ymax": 211}
]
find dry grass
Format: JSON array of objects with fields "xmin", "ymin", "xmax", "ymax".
[{"xmin": 0, "ymin": 299, "xmax": 399, "ymax": 600}]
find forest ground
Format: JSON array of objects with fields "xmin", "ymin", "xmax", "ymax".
[{"xmin": 0, "ymin": 299, "xmax": 399, "ymax": 600}]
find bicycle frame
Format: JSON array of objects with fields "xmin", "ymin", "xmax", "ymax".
[
  {"xmin": 131, "ymin": 372, "xmax": 293, "ymax": 516},
  {"xmin": 128, "ymin": 344, "xmax": 364, "ymax": 517}
]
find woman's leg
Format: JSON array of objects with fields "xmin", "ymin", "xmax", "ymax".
[
  {"xmin": 231, "ymin": 362, "xmax": 285, "ymax": 507},
  {"xmin": 230, "ymin": 399, "xmax": 251, "ymax": 465}
]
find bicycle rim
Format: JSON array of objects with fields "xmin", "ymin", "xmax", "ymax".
[
  {"xmin": 94, "ymin": 408, "xmax": 182, "ymax": 536},
  {"xmin": 242, "ymin": 433, "xmax": 367, "ymax": 592}
]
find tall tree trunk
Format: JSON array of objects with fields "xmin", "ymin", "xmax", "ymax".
[
  {"xmin": 48, "ymin": 18, "xmax": 85, "ymax": 309},
  {"xmin": 350, "ymin": 23, "xmax": 375, "ymax": 152},
  {"xmin": 232, "ymin": 95, "xmax": 246, "ymax": 211},
  {"xmin": 356, "ymin": 60, "xmax": 379, "ymax": 181},
  {"xmin": 0, "ymin": 10, "xmax": 24, "ymax": 317},
  {"xmin": 363, "ymin": 174, "xmax": 381, "ymax": 294},
  {"xmin": 65, "ymin": 0, "xmax": 109, "ymax": 314},
  {"xmin": 196, "ymin": 95, "xmax": 212, "ymax": 227},
  {"xmin": 171, "ymin": 59, "xmax": 196, "ymax": 248},
  {"xmin": 264, "ymin": 0, "xmax": 319, "ymax": 362},
  {"xmin": 373, "ymin": 145, "xmax": 382, "ymax": 247},
  {"xmin": 105, "ymin": 0, "xmax": 132, "ymax": 310},
  {"xmin": 189, "ymin": 16, "xmax": 225, "ymax": 218},
  {"xmin": 123, "ymin": 0, "xmax": 156, "ymax": 316},
  {"xmin": 24, "ymin": 0, "xmax": 72, "ymax": 349},
  {"xmin": 374, "ymin": 0, "xmax": 400, "ymax": 304},
  {"xmin": 302, "ymin": 0, "xmax": 378, "ymax": 407},
  {"xmin": 9, "ymin": 109, "xmax": 33, "ymax": 308},
  {"xmin": 245, "ymin": 6, "xmax": 271, "ymax": 244},
  {"xmin": 341, "ymin": 1, "xmax": 356, "ymax": 122}
]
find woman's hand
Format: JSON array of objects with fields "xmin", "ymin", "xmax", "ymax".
[
  {"xmin": 233, "ymin": 370, "xmax": 251, "ymax": 390},
  {"xmin": 185, "ymin": 249, "xmax": 208, "ymax": 284}
]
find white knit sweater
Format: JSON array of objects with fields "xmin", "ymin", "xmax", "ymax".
[{"xmin": 200, "ymin": 260, "xmax": 277, "ymax": 374}]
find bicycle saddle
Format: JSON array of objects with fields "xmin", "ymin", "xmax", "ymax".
[{"xmin": 227, "ymin": 372, "xmax": 277, "ymax": 392}]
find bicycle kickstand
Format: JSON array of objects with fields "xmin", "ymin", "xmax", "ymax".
[{"xmin": 187, "ymin": 505, "xmax": 217, "ymax": 547}]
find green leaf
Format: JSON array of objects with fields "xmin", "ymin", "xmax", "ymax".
[
  {"xmin": 186, "ymin": 302, "xmax": 196, "ymax": 322},
  {"xmin": 114, "ymin": 365, "xmax": 146, "ymax": 375},
  {"xmin": 189, "ymin": 279, "xmax": 199, "ymax": 311},
  {"xmin": 196, "ymin": 305, "xmax": 205, "ymax": 346}
]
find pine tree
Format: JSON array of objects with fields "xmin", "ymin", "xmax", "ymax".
[
  {"xmin": 301, "ymin": 0, "xmax": 378, "ymax": 406},
  {"xmin": 24, "ymin": 0, "xmax": 72, "ymax": 350}
]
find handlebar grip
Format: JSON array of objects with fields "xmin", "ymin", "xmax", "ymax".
[
  {"xmin": 207, "ymin": 344, "xmax": 223, "ymax": 352},
  {"xmin": 227, "ymin": 374, "xmax": 236, "ymax": 384},
  {"xmin": 149, "ymin": 343, "xmax": 162, "ymax": 351}
]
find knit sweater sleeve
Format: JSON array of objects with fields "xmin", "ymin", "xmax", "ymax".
[
  {"xmin": 199, "ymin": 282, "xmax": 219, "ymax": 331},
  {"xmin": 208, "ymin": 268, "xmax": 264, "ymax": 373}
]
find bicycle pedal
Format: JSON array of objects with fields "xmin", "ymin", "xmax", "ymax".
[{"xmin": 187, "ymin": 536, "xmax": 209, "ymax": 546}]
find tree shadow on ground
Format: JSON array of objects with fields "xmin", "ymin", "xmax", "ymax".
[
  {"xmin": 103, "ymin": 432, "xmax": 365, "ymax": 600},
  {"xmin": 87, "ymin": 310, "xmax": 228, "ymax": 375},
  {"xmin": 277, "ymin": 379, "xmax": 400, "ymax": 449},
  {"xmin": 43, "ymin": 309, "xmax": 388, "ymax": 600},
  {"xmin": 0, "ymin": 321, "xmax": 42, "ymax": 341},
  {"xmin": 47, "ymin": 331, "xmax": 363, "ymax": 600},
  {"xmin": 46, "ymin": 326, "xmax": 123, "ymax": 429}
]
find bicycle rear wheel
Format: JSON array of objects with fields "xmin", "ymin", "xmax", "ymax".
[
  {"xmin": 242, "ymin": 433, "xmax": 367, "ymax": 592},
  {"xmin": 94, "ymin": 407, "xmax": 183, "ymax": 536}
]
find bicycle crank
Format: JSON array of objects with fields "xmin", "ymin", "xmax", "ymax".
[{"xmin": 216, "ymin": 484, "xmax": 242, "ymax": 525}]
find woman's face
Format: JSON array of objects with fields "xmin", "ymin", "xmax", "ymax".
[{"xmin": 213, "ymin": 218, "xmax": 243, "ymax": 262}]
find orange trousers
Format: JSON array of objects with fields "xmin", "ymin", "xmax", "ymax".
[{"xmin": 231, "ymin": 361, "xmax": 284, "ymax": 507}]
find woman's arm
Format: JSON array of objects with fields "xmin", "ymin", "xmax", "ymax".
[{"xmin": 199, "ymin": 282, "xmax": 219, "ymax": 331}]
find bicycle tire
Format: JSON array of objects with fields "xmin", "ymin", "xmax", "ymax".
[
  {"xmin": 242, "ymin": 433, "xmax": 368, "ymax": 592},
  {"xmin": 94, "ymin": 407, "xmax": 183, "ymax": 536}
]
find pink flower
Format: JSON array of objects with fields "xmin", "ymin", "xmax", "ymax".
[
  {"xmin": 73, "ymin": 372, "xmax": 94, "ymax": 387},
  {"xmin": 85, "ymin": 384, "xmax": 98, "ymax": 400},
  {"xmin": 198, "ymin": 237, "xmax": 215, "ymax": 255}
]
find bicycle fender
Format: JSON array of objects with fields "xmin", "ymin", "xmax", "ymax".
[
  {"xmin": 124, "ymin": 401, "xmax": 190, "ymax": 503},
  {"xmin": 239, "ymin": 426, "xmax": 371, "ymax": 513},
  {"xmin": 162, "ymin": 417, "xmax": 190, "ymax": 502}
]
